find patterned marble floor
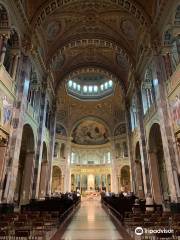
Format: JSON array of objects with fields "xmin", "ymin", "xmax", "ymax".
[{"xmin": 59, "ymin": 199, "xmax": 131, "ymax": 240}]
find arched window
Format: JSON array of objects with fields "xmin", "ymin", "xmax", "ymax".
[
  {"xmin": 174, "ymin": 5, "xmax": 180, "ymax": 25},
  {"xmin": 141, "ymin": 67, "xmax": 155, "ymax": 114},
  {"xmin": 130, "ymin": 96, "xmax": 137, "ymax": 130}
]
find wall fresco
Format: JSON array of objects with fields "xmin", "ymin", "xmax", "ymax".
[{"xmin": 72, "ymin": 120, "xmax": 109, "ymax": 145}]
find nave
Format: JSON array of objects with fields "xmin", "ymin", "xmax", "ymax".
[{"xmin": 54, "ymin": 199, "xmax": 131, "ymax": 240}]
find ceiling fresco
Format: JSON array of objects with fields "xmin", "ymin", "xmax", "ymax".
[
  {"xmin": 25, "ymin": 0, "xmax": 164, "ymax": 93},
  {"xmin": 19, "ymin": 0, "xmax": 166, "ymax": 137}
]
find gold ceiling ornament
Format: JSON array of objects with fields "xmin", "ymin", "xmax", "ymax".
[
  {"xmin": 49, "ymin": 38, "xmax": 132, "ymax": 70},
  {"xmin": 31, "ymin": 0, "xmax": 150, "ymax": 30}
]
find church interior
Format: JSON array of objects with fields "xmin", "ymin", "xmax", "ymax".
[{"xmin": 0, "ymin": 0, "xmax": 180, "ymax": 239}]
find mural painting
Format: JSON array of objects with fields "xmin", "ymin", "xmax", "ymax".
[
  {"xmin": 0, "ymin": 93, "xmax": 13, "ymax": 133},
  {"xmin": 72, "ymin": 120, "xmax": 109, "ymax": 145},
  {"xmin": 169, "ymin": 88, "xmax": 180, "ymax": 132}
]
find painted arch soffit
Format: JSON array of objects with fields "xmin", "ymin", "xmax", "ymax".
[
  {"xmin": 28, "ymin": 0, "xmax": 152, "ymax": 26},
  {"xmin": 32, "ymin": 0, "xmax": 148, "ymax": 64}
]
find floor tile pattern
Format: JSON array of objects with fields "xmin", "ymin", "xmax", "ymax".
[{"xmin": 61, "ymin": 200, "xmax": 124, "ymax": 240}]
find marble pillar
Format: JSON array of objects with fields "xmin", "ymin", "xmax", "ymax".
[
  {"xmin": 32, "ymin": 80, "xmax": 48, "ymax": 199},
  {"xmin": 153, "ymin": 54, "xmax": 180, "ymax": 201},
  {"xmin": 20, "ymin": 151, "xmax": 35, "ymax": 205},
  {"xmin": 38, "ymin": 162, "xmax": 48, "ymax": 198},
  {"xmin": 11, "ymin": 54, "xmax": 19, "ymax": 80},
  {"xmin": 125, "ymin": 105, "xmax": 135, "ymax": 193},
  {"xmin": 3, "ymin": 55, "xmax": 31, "ymax": 203},
  {"xmin": 0, "ymin": 140, "xmax": 8, "ymax": 201},
  {"xmin": 148, "ymin": 150, "xmax": 162, "ymax": 204},
  {"xmin": 47, "ymin": 106, "xmax": 56, "ymax": 195},
  {"xmin": 135, "ymin": 86, "xmax": 151, "ymax": 196},
  {"xmin": 0, "ymin": 36, "xmax": 8, "ymax": 64}
]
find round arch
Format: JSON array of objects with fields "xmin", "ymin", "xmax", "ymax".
[
  {"xmin": 120, "ymin": 165, "xmax": 131, "ymax": 192},
  {"xmin": 148, "ymin": 123, "xmax": 169, "ymax": 204},
  {"xmin": 51, "ymin": 166, "xmax": 63, "ymax": 193},
  {"xmin": 14, "ymin": 124, "xmax": 35, "ymax": 205}
]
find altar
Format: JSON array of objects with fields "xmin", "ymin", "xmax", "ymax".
[
  {"xmin": 70, "ymin": 165, "xmax": 112, "ymax": 192},
  {"xmin": 87, "ymin": 174, "xmax": 95, "ymax": 190}
]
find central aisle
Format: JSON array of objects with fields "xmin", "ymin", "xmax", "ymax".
[{"xmin": 60, "ymin": 199, "xmax": 129, "ymax": 240}]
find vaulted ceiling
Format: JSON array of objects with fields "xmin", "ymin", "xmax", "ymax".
[
  {"xmin": 23, "ymin": 0, "xmax": 165, "ymax": 94},
  {"xmin": 21, "ymin": 0, "xmax": 166, "ymax": 130}
]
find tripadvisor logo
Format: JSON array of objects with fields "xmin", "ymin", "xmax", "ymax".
[
  {"xmin": 135, "ymin": 227, "xmax": 174, "ymax": 236},
  {"xmin": 135, "ymin": 227, "xmax": 144, "ymax": 236}
]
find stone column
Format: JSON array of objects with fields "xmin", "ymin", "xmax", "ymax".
[
  {"xmin": 21, "ymin": 151, "xmax": 35, "ymax": 205},
  {"xmin": 135, "ymin": 159, "xmax": 144, "ymax": 199},
  {"xmin": 0, "ymin": 139, "xmax": 8, "ymax": 201},
  {"xmin": 11, "ymin": 54, "xmax": 19, "ymax": 80},
  {"xmin": 100, "ymin": 175, "xmax": 102, "ymax": 191},
  {"xmin": 0, "ymin": 35, "xmax": 8, "ymax": 64},
  {"xmin": 46, "ymin": 104, "xmax": 56, "ymax": 195},
  {"xmin": 61, "ymin": 175, "xmax": 64, "ymax": 192},
  {"xmin": 0, "ymin": 35, "xmax": 4, "ymax": 54},
  {"xmin": 38, "ymin": 162, "xmax": 48, "ymax": 198},
  {"xmin": 152, "ymin": 53, "xmax": 180, "ymax": 201},
  {"xmin": 64, "ymin": 138, "xmax": 71, "ymax": 192},
  {"xmin": 3, "ymin": 55, "xmax": 32, "ymax": 203},
  {"xmin": 125, "ymin": 104, "xmax": 135, "ymax": 193},
  {"xmin": 32, "ymin": 80, "xmax": 48, "ymax": 199},
  {"xmin": 148, "ymin": 150, "xmax": 162, "ymax": 204},
  {"xmin": 80, "ymin": 174, "xmax": 82, "ymax": 193},
  {"xmin": 135, "ymin": 85, "xmax": 151, "ymax": 195}
]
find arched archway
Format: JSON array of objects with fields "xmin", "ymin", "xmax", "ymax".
[
  {"xmin": 120, "ymin": 165, "xmax": 130, "ymax": 192},
  {"xmin": 14, "ymin": 124, "xmax": 35, "ymax": 204},
  {"xmin": 52, "ymin": 166, "xmax": 62, "ymax": 193},
  {"xmin": 135, "ymin": 142, "xmax": 144, "ymax": 198},
  {"xmin": 148, "ymin": 123, "xmax": 169, "ymax": 204},
  {"xmin": 38, "ymin": 142, "xmax": 48, "ymax": 198}
]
